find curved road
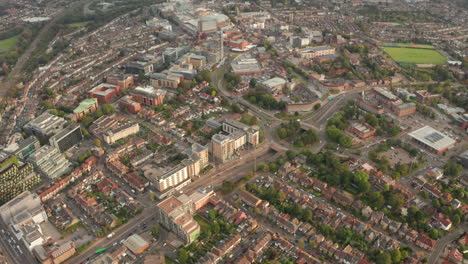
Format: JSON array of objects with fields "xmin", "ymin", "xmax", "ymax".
[
  {"xmin": 428, "ymin": 223, "xmax": 467, "ymax": 264},
  {"xmin": 0, "ymin": 0, "xmax": 91, "ymax": 104}
]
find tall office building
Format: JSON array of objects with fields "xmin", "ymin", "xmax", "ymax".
[
  {"xmin": 0, "ymin": 153, "xmax": 41, "ymax": 205},
  {"xmin": 49, "ymin": 124, "xmax": 83, "ymax": 153},
  {"xmin": 29, "ymin": 145, "xmax": 71, "ymax": 179}
]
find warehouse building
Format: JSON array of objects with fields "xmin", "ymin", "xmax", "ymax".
[{"xmin": 408, "ymin": 126, "xmax": 456, "ymax": 155}]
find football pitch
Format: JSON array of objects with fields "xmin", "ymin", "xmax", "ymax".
[{"xmin": 383, "ymin": 46, "xmax": 447, "ymax": 65}]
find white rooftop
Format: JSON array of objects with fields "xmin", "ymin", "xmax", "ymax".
[
  {"xmin": 408, "ymin": 126, "xmax": 456, "ymax": 152},
  {"xmin": 262, "ymin": 77, "xmax": 287, "ymax": 88}
]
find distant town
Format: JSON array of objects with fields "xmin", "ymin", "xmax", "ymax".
[{"xmin": 0, "ymin": 0, "xmax": 466, "ymax": 264}]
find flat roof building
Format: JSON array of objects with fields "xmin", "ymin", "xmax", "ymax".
[
  {"xmin": 89, "ymin": 83, "xmax": 120, "ymax": 103},
  {"xmin": 13, "ymin": 136, "xmax": 40, "ymax": 160},
  {"xmin": 231, "ymin": 54, "xmax": 262, "ymax": 75},
  {"xmin": 157, "ymin": 195, "xmax": 200, "ymax": 244},
  {"xmin": 131, "ymin": 86, "xmax": 166, "ymax": 106},
  {"xmin": 29, "ymin": 145, "xmax": 71, "ymax": 178},
  {"xmin": 408, "ymin": 126, "xmax": 456, "ymax": 154},
  {"xmin": 394, "ymin": 102, "xmax": 416, "ymax": 117},
  {"xmin": 348, "ymin": 122, "xmax": 376, "ymax": 140},
  {"xmin": 73, "ymin": 98, "xmax": 98, "ymax": 121},
  {"xmin": 24, "ymin": 112, "xmax": 67, "ymax": 139},
  {"xmin": 124, "ymin": 234, "xmax": 150, "ymax": 255},
  {"xmin": 261, "ymin": 77, "xmax": 287, "ymax": 94}
]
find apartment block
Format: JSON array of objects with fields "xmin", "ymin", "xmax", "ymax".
[
  {"xmin": 144, "ymin": 144, "xmax": 209, "ymax": 198},
  {"xmin": 157, "ymin": 195, "xmax": 200, "ymax": 244},
  {"xmin": 211, "ymin": 119, "xmax": 260, "ymax": 163},
  {"xmin": 29, "ymin": 145, "xmax": 71, "ymax": 179},
  {"xmin": 211, "ymin": 134, "xmax": 235, "ymax": 164},
  {"xmin": 0, "ymin": 154, "xmax": 41, "ymax": 205}
]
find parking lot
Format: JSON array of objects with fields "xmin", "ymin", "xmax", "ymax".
[{"xmin": 380, "ymin": 147, "xmax": 414, "ymax": 166}]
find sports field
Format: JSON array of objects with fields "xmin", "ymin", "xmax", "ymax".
[
  {"xmin": 383, "ymin": 46, "xmax": 446, "ymax": 65},
  {"xmin": 0, "ymin": 35, "xmax": 19, "ymax": 52}
]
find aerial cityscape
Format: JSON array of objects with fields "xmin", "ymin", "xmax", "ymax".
[{"xmin": 0, "ymin": 0, "xmax": 467, "ymax": 263}]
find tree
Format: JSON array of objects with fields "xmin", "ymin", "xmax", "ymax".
[
  {"xmin": 249, "ymin": 78, "xmax": 257, "ymax": 88},
  {"xmin": 368, "ymin": 192, "xmax": 385, "ymax": 210},
  {"xmin": 387, "ymin": 193, "xmax": 404, "ymax": 211},
  {"xmin": 94, "ymin": 109, "xmax": 103, "ymax": 118},
  {"xmin": 81, "ymin": 116, "xmax": 94, "ymax": 127},
  {"xmin": 390, "ymin": 249, "xmax": 401, "ymax": 263},
  {"xmin": 94, "ymin": 139, "xmax": 101, "ymax": 147},
  {"xmin": 208, "ymin": 209, "xmax": 217, "ymax": 221},
  {"xmin": 149, "ymin": 191, "xmax": 155, "ymax": 201},
  {"xmin": 249, "ymin": 116, "xmax": 258, "ymax": 126},
  {"xmin": 178, "ymin": 249, "xmax": 189, "ymax": 264},
  {"xmin": 452, "ymin": 214, "xmax": 461, "ymax": 225},
  {"xmin": 375, "ymin": 251, "xmax": 392, "ymax": 264},
  {"xmin": 400, "ymin": 250, "xmax": 409, "ymax": 260},
  {"xmin": 151, "ymin": 225, "xmax": 160, "ymax": 238},
  {"xmin": 304, "ymin": 209, "xmax": 313, "ymax": 222},
  {"xmin": 101, "ymin": 104, "xmax": 115, "ymax": 114},
  {"xmin": 314, "ymin": 103, "xmax": 321, "ymax": 110},
  {"xmin": 365, "ymin": 113, "xmax": 378, "ymax": 127},
  {"xmin": 286, "ymin": 150, "xmax": 297, "ymax": 160},
  {"xmin": 444, "ymin": 160, "xmax": 463, "ymax": 177},
  {"xmin": 354, "ymin": 171, "xmax": 370, "ymax": 193},
  {"xmin": 212, "ymin": 222, "xmax": 220, "ymax": 234}
]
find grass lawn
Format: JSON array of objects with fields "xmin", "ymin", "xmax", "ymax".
[
  {"xmin": 383, "ymin": 47, "xmax": 446, "ymax": 65},
  {"xmin": 0, "ymin": 35, "xmax": 20, "ymax": 51},
  {"xmin": 68, "ymin": 21, "xmax": 89, "ymax": 28}
]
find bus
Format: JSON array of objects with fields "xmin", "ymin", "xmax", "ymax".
[{"xmin": 95, "ymin": 248, "xmax": 107, "ymax": 254}]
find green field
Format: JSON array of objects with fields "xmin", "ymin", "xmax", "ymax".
[
  {"xmin": 383, "ymin": 47, "xmax": 446, "ymax": 65},
  {"xmin": 68, "ymin": 21, "xmax": 89, "ymax": 28},
  {"xmin": 0, "ymin": 35, "xmax": 20, "ymax": 51}
]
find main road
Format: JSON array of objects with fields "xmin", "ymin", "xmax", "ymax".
[
  {"xmin": 0, "ymin": 219, "xmax": 38, "ymax": 264},
  {"xmin": 64, "ymin": 206, "xmax": 158, "ymax": 264},
  {"xmin": 427, "ymin": 223, "xmax": 467, "ymax": 264}
]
